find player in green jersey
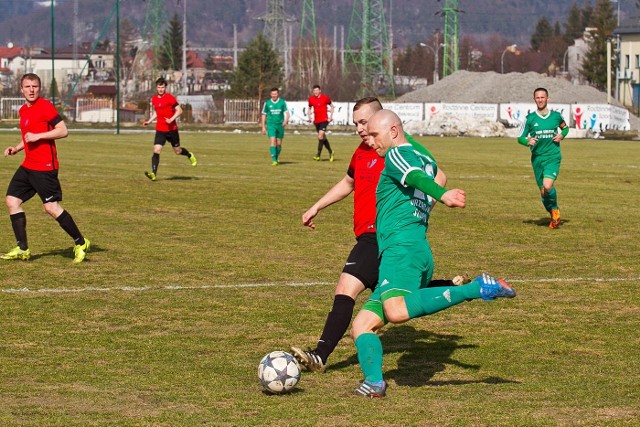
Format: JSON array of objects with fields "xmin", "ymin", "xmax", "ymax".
[
  {"xmin": 517, "ymin": 87, "xmax": 568, "ymax": 229},
  {"xmin": 350, "ymin": 110, "xmax": 516, "ymax": 398},
  {"xmin": 261, "ymin": 88, "xmax": 290, "ymax": 166}
]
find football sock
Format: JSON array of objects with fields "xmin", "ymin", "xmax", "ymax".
[
  {"xmin": 275, "ymin": 145, "xmax": 281, "ymax": 159},
  {"xmin": 542, "ymin": 187, "xmax": 558, "ymax": 211},
  {"xmin": 180, "ymin": 148, "xmax": 191, "ymax": 157},
  {"xmin": 315, "ymin": 294, "xmax": 356, "ymax": 363},
  {"xmin": 404, "ymin": 281, "xmax": 481, "ymax": 319},
  {"xmin": 151, "ymin": 153, "xmax": 160, "ymax": 174},
  {"xmin": 55, "ymin": 210, "xmax": 85, "ymax": 246},
  {"xmin": 427, "ymin": 279, "xmax": 455, "ymax": 287},
  {"xmin": 9, "ymin": 212, "xmax": 28, "ymax": 250},
  {"xmin": 269, "ymin": 146, "xmax": 277, "ymax": 161},
  {"xmin": 323, "ymin": 139, "xmax": 332, "ymax": 153},
  {"xmin": 316, "ymin": 140, "xmax": 323, "ymax": 157},
  {"xmin": 355, "ymin": 332, "xmax": 384, "ymax": 383}
]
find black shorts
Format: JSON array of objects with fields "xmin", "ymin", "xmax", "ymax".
[
  {"xmin": 314, "ymin": 122, "xmax": 329, "ymax": 133},
  {"xmin": 154, "ymin": 130, "xmax": 180, "ymax": 147},
  {"xmin": 6, "ymin": 166, "xmax": 62, "ymax": 204},
  {"xmin": 342, "ymin": 232, "xmax": 379, "ymax": 291}
]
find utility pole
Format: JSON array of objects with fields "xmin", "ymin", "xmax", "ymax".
[
  {"xmin": 181, "ymin": 0, "xmax": 187, "ymax": 95},
  {"xmin": 345, "ymin": 0, "xmax": 394, "ymax": 98}
]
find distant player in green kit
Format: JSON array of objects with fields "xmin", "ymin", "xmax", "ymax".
[
  {"xmin": 261, "ymin": 88, "xmax": 289, "ymax": 166},
  {"xmin": 517, "ymin": 87, "xmax": 568, "ymax": 229},
  {"xmin": 350, "ymin": 110, "xmax": 516, "ymax": 398}
]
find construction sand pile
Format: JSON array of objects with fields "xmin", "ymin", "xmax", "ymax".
[{"xmin": 396, "ymin": 70, "xmax": 640, "ymax": 136}]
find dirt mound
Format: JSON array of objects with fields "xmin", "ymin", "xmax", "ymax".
[{"xmin": 396, "ymin": 70, "xmax": 639, "ymax": 131}]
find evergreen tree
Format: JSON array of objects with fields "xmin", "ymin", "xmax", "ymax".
[
  {"xmin": 581, "ymin": 0, "xmax": 617, "ymax": 89},
  {"xmin": 227, "ymin": 33, "xmax": 283, "ymax": 103},
  {"xmin": 564, "ymin": 1, "xmax": 585, "ymax": 44},
  {"xmin": 531, "ymin": 17, "xmax": 554, "ymax": 51},
  {"xmin": 159, "ymin": 14, "xmax": 183, "ymax": 71}
]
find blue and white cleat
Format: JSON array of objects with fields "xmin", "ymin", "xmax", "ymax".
[
  {"xmin": 355, "ymin": 380, "xmax": 387, "ymax": 398},
  {"xmin": 477, "ymin": 273, "xmax": 516, "ymax": 300}
]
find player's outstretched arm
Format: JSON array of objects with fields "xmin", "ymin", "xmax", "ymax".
[{"xmin": 302, "ymin": 175, "xmax": 354, "ymax": 229}]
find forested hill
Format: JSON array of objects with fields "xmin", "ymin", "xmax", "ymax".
[{"xmin": 0, "ymin": 0, "xmax": 633, "ymax": 49}]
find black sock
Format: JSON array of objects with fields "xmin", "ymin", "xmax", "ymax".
[
  {"xmin": 316, "ymin": 140, "xmax": 324, "ymax": 157},
  {"xmin": 55, "ymin": 210, "xmax": 84, "ymax": 246},
  {"xmin": 10, "ymin": 212, "xmax": 28, "ymax": 250},
  {"xmin": 323, "ymin": 138, "xmax": 332, "ymax": 153},
  {"xmin": 427, "ymin": 279, "xmax": 454, "ymax": 287},
  {"xmin": 180, "ymin": 147, "xmax": 191, "ymax": 157},
  {"xmin": 315, "ymin": 294, "xmax": 356, "ymax": 363},
  {"xmin": 152, "ymin": 153, "xmax": 160, "ymax": 174}
]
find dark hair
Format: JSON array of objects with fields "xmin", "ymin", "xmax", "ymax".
[
  {"xmin": 155, "ymin": 77, "xmax": 168, "ymax": 86},
  {"xmin": 312, "ymin": 84, "xmax": 321, "ymax": 90},
  {"xmin": 21, "ymin": 73, "xmax": 41, "ymax": 87},
  {"xmin": 270, "ymin": 87, "xmax": 279, "ymax": 92},
  {"xmin": 533, "ymin": 87, "xmax": 548, "ymax": 96},
  {"xmin": 353, "ymin": 97, "xmax": 382, "ymax": 112}
]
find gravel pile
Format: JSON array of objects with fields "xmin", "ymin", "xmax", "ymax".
[{"xmin": 397, "ymin": 70, "xmax": 640, "ymax": 132}]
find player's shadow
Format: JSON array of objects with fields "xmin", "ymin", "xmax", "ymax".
[
  {"xmin": 330, "ymin": 325, "xmax": 518, "ymax": 388},
  {"xmin": 30, "ymin": 244, "xmax": 107, "ymax": 261},
  {"xmin": 523, "ymin": 217, "xmax": 569, "ymax": 227},
  {"xmin": 163, "ymin": 176, "xmax": 200, "ymax": 181}
]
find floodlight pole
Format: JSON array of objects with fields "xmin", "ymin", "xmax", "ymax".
[
  {"xmin": 51, "ymin": 0, "xmax": 56, "ymax": 104},
  {"xmin": 116, "ymin": 0, "xmax": 120, "ymax": 134},
  {"xmin": 182, "ymin": 0, "xmax": 188, "ymax": 95}
]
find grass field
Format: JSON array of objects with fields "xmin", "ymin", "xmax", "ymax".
[{"xmin": 0, "ymin": 129, "xmax": 639, "ymax": 426}]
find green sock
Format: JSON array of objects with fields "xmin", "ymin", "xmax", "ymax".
[
  {"xmin": 269, "ymin": 146, "xmax": 277, "ymax": 161},
  {"xmin": 276, "ymin": 146, "xmax": 281, "ymax": 160},
  {"xmin": 541, "ymin": 186, "xmax": 558, "ymax": 212},
  {"xmin": 405, "ymin": 281, "xmax": 481, "ymax": 319},
  {"xmin": 355, "ymin": 333, "xmax": 384, "ymax": 383}
]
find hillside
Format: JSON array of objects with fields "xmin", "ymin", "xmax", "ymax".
[{"xmin": 0, "ymin": 0, "xmax": 633, "ymax": 50}]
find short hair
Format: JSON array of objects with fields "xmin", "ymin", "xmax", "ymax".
[
  {"xmin": 534, "ymin": 87, "xmax": 548, "ymax": 96},
  {"xmin": 353, "ymin": 97, "xmax": 382, "ymax": 113},
  {"xmin": 155, "ymin": 77, "xmax": 168, "ymax": 86},
  {"xmin": 270, "ymin": 87, "xmax": 279, "ymax": 92},
  {"xmin": 312, "ymin": 84, "xmax": 321, "ymax": 90},
  {"xmin": 21, "ymin": 73, "xmax": 41, "ymax": 87}
]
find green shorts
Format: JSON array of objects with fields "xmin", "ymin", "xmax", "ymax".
[
  {"xmin": 361, "ymin": 239, "xmax": 433, "ymax": 322},
  {"xmin": 267, "ymin": 125, "xmax": 285, "ymax": 140},
  {"xmin": 532, "ymin": 155, "xmax": 561, "ymax": 187}
]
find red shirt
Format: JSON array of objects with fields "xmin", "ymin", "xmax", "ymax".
[
  {"xmin": 348, "ymin": 142, "xmax": 385, "ymax": 237},
  {"xmin": 151, "ymin": 93, "xmax": 179, "ymax": 132},
  {"xmin": 19, "ymin": 97, "xmax": 62, "ymax": 171},
  {"xmin": 308, "ymin": 93, "xmax": 332, "ymax": 123}
]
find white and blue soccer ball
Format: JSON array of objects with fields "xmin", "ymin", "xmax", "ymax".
[{"xmin": 258, "ymin": 351, "xmax": 301, "ymax": 394}]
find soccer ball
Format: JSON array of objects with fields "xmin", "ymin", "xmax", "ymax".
[{"xmin": 258, "ymin": 351, "xmax": 301, "ymax": 394}]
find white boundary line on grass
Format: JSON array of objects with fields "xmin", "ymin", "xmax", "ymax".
[{"xmin": 1, "ymin": 277, "xmax": 639, "ymax": 295}]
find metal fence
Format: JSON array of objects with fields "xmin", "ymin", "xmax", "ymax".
[
  {"xmin": 0, "ymin": 97, "xmax": 24, "ymax": 120},
  {"xmin": 76, "ymin": 98, "xmax": 115, "ymax": 123},
  {"xmin": 224, "ymin": 99, "xmax": 260, "ymax": 124},
  {"xmin": 2, "ymin": 96, "xmax": 264, "ymax": 125}
]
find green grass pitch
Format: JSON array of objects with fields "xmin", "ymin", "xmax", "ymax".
[{"xmin": 0, "ymin": 129, "xmax": 638, "ymax": 426}]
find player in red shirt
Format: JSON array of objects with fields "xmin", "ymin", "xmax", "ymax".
[
  {"xmin": 143, "ymin": 77, "xmax": 197, "ymax": 181},
  {"xmin": 307, "ymin": 85, "xmax": 335, "ymax": 162},
  {"xmin": 291, "ymin": 97, "xmax": 466, "ymax": 372},
  {"xmin": 2, "ymin": 73, "xmax": 90, "ymax": 263}
]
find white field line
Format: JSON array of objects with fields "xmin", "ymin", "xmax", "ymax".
[{"xmin": 1, "ymin": 277, "xmax": 639, "ymax": 295}]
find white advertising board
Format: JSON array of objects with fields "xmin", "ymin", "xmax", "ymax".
[
  {"xmin": 499, "ymin": 103, "xmax": 571, "ymax": 127},
  {"xmin": 425, "ymin": 103, "xmax": 498, "ymax": 121}
]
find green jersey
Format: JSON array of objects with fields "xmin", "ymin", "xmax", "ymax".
[
  {"xmin": 517, "ymin": 110, "xmax": 566, "ymax": 158},
  {"xmin": 261, "ymin": 98, "xmax": 288, "ymax": 127},
  {"xmin": 376, "ymin": 144, "xmax": 439, "ymax": 254}
]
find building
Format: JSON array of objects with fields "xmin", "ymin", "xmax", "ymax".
[{"xmin": 614, "ymin": 16, "xmax": 640, "ymax": 109}]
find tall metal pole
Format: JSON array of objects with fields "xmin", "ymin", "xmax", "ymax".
[
  {"xmin": 51, "ymin": 0, "xmax": 56, "ymax": 104},
  {"xmin": 116, "ymin": 0, "xmax": 121, "ymax": 134},
  {"xmin": 182, "ymin": 0, "xmax": 187, "ymax": 95}
]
